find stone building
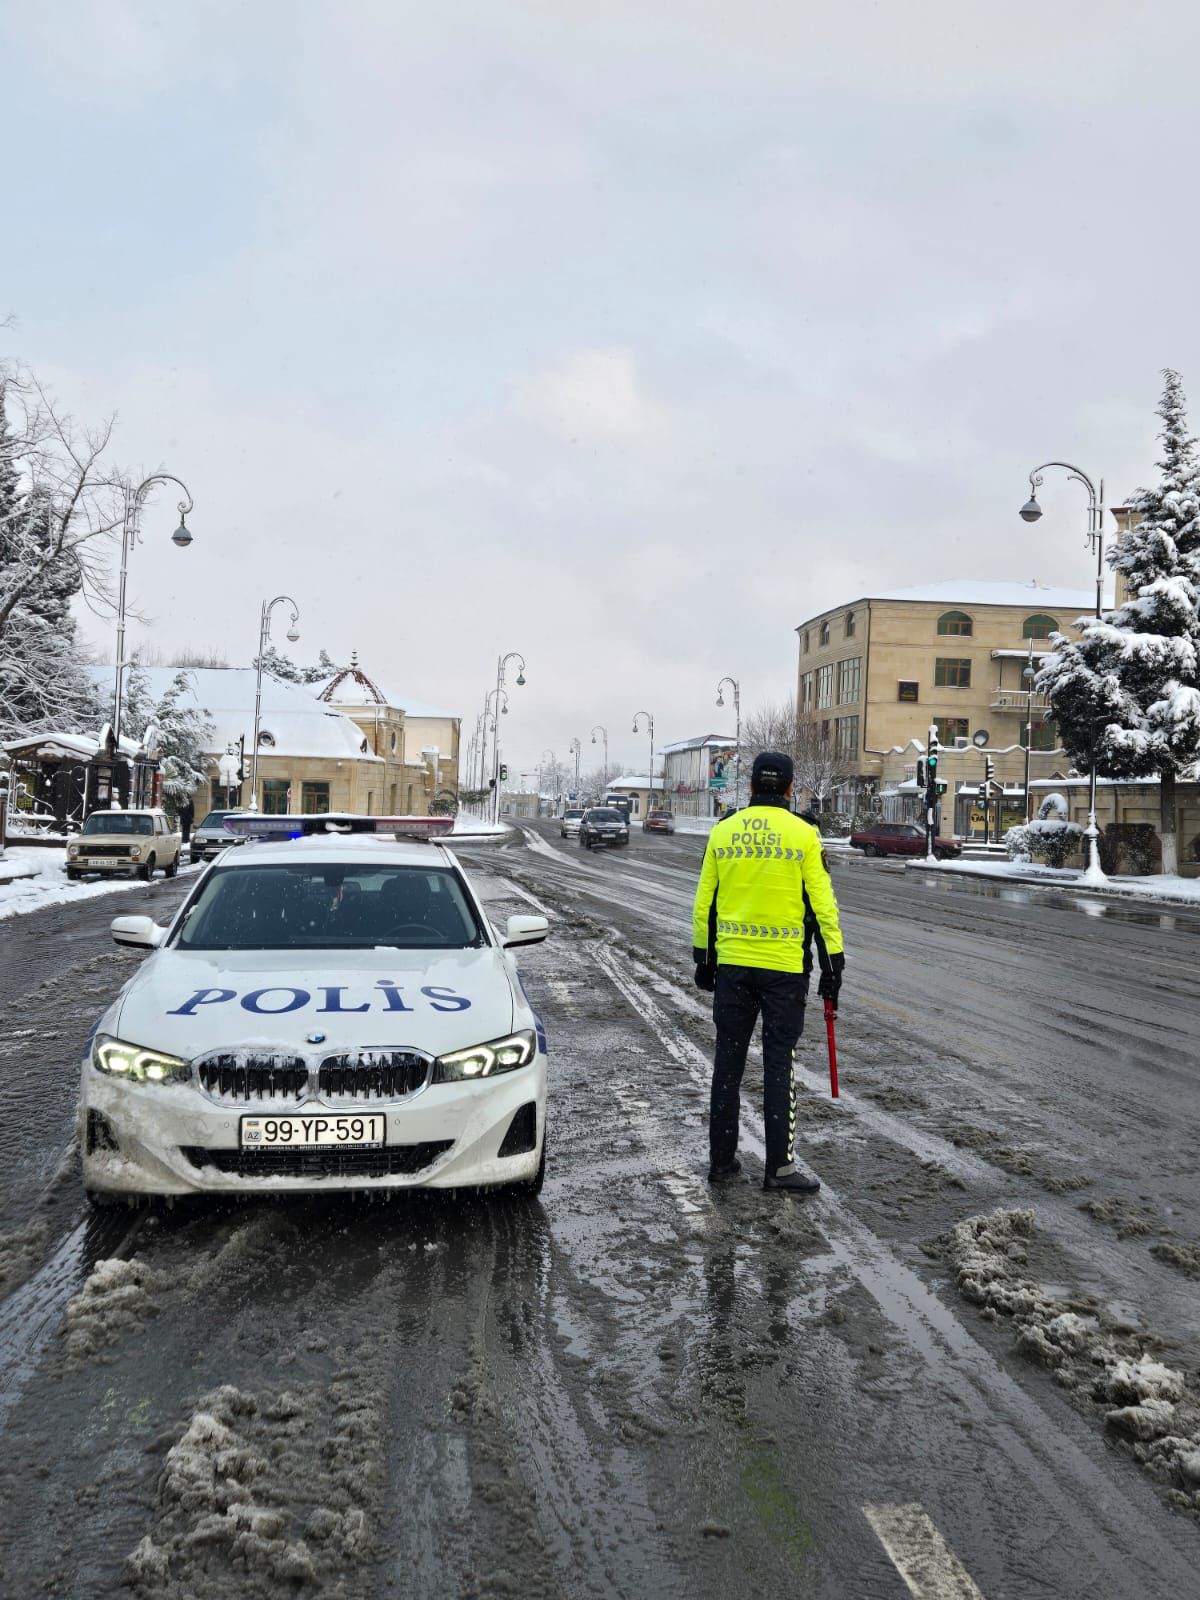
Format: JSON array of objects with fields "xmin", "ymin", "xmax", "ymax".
[
  {"xmin": 316, "ymin": 655, "xmax": 461, "ymax": 814},
  {"xmin": 794, "ymin": 580, "xmax": 1102, "ymax": 820},
  {"xmin": 661, "ymin": 733, "xmax": 738, "ymax": 818}
]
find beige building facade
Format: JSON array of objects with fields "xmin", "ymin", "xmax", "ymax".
[
  {"xmin": 794, "ymin": 581, "xmax": 1102, "ymax": 821},
  {"xmin": 317, "ymin": 656, "xmax": 461, "ymax": 815}
]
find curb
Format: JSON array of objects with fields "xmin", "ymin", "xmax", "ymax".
[{"xmin": 903, "ymin": 858, "xmax": 1200, "ymax": 910}]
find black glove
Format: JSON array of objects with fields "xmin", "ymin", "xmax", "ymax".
[
  {"xmin": 694, "ymin": 962, "xmax": 717, "ymax": 992},
  {"xmin": 817, "ymin": 952, "xmax": 845, "ymax": 1011}
]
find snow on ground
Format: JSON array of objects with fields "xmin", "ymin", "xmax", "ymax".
[
  {"xmin": 0, "ymin": 848, "xmax": 199, "ymax": 922},
  {"xmin": 909, "ymin": 855, "xmax": 1200, "ymax": 905},
  {"xmin": 942, "ymin": 1209, "xmax": 1200, "ymax": 1516},
  {"xmin": 444, "ymin": 813, "xmax": 514, "ymax": 839},
  {"xmin": 62, "ymin": 1256, "xmax": 170, "ymax": 1363}
]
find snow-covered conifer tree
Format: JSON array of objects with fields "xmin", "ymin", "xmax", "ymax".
[{"xmin": 1041, "ymin": 370, "xmax": 1200, "ymax": 874}]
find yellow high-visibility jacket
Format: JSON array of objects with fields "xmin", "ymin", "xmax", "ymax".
[{"xmin": 692, "ymin": 803, "xmax": 844, "ymax": 973}]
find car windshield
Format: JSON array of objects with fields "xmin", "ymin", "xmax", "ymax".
[
  {"xmin": 175, "ymin": 862, "xmax": 485, "ymax": 951},
  {"xmin": 198, "ymin": 811, "xmax": 237, "ymax": 830},
  {"xmin": 590, "ymin": 809, "xmax": 625, "ymax": 822},
  {"xmin": 564, "ymin": 810, "xmax": 584, "ymax": 819},
  {"xmin": 82, "ymin": 813, "xmax": 152, "ymax": 836}
]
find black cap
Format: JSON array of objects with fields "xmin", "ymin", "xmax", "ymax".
[{"xmin": 750, "ymin": 751, "xmax": 794, "ymax": 795}]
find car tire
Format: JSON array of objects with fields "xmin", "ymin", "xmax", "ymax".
[
  {"xmin": 139, "ymin": 854, "xmax": 156, "ymax": 882},
  {"xmin": 861, "ymin": 844, "xmax": 877, "ymax": 857},
  {"xmin": 164, "ymin": 856, "xmax": 179, "ymax": 879},
  {"xmin": 66, "ymin": 868, "xmax": 80, "ymax": 881},
  {"xmin": 86, "ymin": 1188, "xmax": 125, "ymax": 1209}
]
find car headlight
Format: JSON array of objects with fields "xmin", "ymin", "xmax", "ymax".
[
  {"xmin": 68, "ymin": 845, "xmax": 79, "ymax": 858},
  {"xmin": 434, "ymin": 1030, "xmax": 536, "ymax": 1083},
  {"xmin": 93, "ymin": 1034, "xmax": 191, "ymax": 1085},
  {"xmin": 129, "ymin": 846, "xmax": 142, "ymax": 859}
]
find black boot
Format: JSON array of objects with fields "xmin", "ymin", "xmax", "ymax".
[
  {"xmin": 708, "ymin": 1155, "xmax": 742, "ymax": 1182},
  {"xmin": 762, "ymin": 1166, "xmax": 820, "ymax": 1194}
]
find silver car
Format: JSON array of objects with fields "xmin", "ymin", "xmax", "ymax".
[{"xmin": 189, "ymin": 809, "xmax": 249, "ymax": 863}]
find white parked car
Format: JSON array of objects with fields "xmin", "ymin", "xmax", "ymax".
[
  {"xmin": 66, "ymin": 808, "xmax": 182, "ymax": 881},
  {"xmin": 559, "ymin": 808, "xmax": 585, "ymax": 838},
  {"xmin": 79, "ymin": 815, "xmax": 549, "ymax": 1202}
]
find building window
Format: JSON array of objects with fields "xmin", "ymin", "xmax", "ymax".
[
  {"xmin": 819, "ymin": 621, "xmax": 830, "ymax": 647},
  {"xmin": 1023, "ymin": 613, "xmax": 1058, "ymax": 639},
  {"xmin": 301, "ymin": 781, "xmax": 330, "ymax": 814},
  {"xmin": 898, "ymin": 680, "xmax": 919, "ymax": 703},
  {"xmin": 1020, "ymin": 721, "xmax": 1058, "ymax": 751},
  {"xmin": 816, "ymin": 664, "xmax": 834, "ymax": 709},
  {"xmin": 845, "ymin": 611, "xmax": 856, "ymax": 637},
  {"xmin": 934, "ymin": 717, "xmax": 969, "ymax": 745},
  {"xmin": 937, "ymin": 610, "xmax": 973, "ymax": 637},
  {"xmin": 800, "ymin": 672, "xmax": 814, "ymax": 712},
  {"xmin": 835, "ymin": 715, "xmax": 859, "ymax": 759},
  {"xmin": 802, "ymin": 631, "xmax": 810, "ymax": 654},
  {"xmin": 262, "ymin": 779, "xmax": 290, "ymax": 814},
  {"xmin": 934, "ymin": 657, "xmax": 972, "ymax": 688},
  {"xmin": 837, "ymin": 656, "xmax": 861, "ymax": 704}
]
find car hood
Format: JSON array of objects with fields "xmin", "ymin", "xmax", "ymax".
[{"xmin": 110, "ymin": 946, "xmax": 517, "ymax": 1059}]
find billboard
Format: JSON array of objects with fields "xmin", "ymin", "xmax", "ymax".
[{"xmin": 708, "ymin": 747, "xmax": 735, "ymax": 789}]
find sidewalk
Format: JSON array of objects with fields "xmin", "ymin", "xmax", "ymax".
[
  {"xmin": 0, "ymin": 846, "xmax": 199, "ymax": 922},
  {"xmin": 905, "ymin": 855, "xmax": 1200, "ymax": 908}
]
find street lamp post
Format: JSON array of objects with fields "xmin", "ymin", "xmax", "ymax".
[
  {"xmin": 483, "ymin": 687, "xmax": 509, "ymax": 813},
  {"xmin": 1018, "ymin": 460, "xmax": 1106, "ymax": 881},
  {"xmin": 715, "ymin": 677, "xmax": 741, "ymax": 809},
  {"xmin": 112, "ymin": 474, "xmax": 195, "ymax": 746},
  {"xmin": 541, "ymin": 748, "xmax": 557, "ymax": 810},
  {"xmin": 248, "ymin": 596, "xmax": 301, "ymax": 812},
  {"xmin": 632, "ymin": 711, "xmax": 654, "ymax": 812},
  {"xmin": 569, "ymin": 736, "xmax": 581, "ymax": 795},
  {"xmin": 590, "ymin": 725, "xmax": 608, "ymax": 794},
  {"xmin": 491, "ymin": 652, "xmax": 527, "ymax": 823}
]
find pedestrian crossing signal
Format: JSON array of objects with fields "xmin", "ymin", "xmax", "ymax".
[{"xmin": 499, "ymin": 764, "xmax": 508, "ymax": 782}]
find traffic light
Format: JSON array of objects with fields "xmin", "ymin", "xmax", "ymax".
[
  {"xmin": 499, "ymin": 764, "xmax": 508, "ymax": 782},
  {"xmin": 927, "ymin": 724, "xmax": 939, "ymax": 776},
  {"xmin": 984, "ymin": 755, "xmax": 994, "ymax": 786},
  {"xmin": 916, "ymin": 760, "xmax": 926, "ymax": 788},
  {"xmin": 236, "ymin": 735, "xmax": 246, "ymax": 784}
]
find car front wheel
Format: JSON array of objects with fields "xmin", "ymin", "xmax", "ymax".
[
  {"xmin": 139, "ymin": 854, "xmax": 156, "ymax": 882},
  {"xmin": 861, "ymin": 843, "xmax": 877, "ymax": 857}
]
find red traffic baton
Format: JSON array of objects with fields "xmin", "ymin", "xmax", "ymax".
[{"xmin": 823, "ymin": 998, "xmax": 840, "ymax": 1098}]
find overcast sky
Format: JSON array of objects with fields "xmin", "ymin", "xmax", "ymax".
[{"xmin": 3, "ymin": 1, "xmax": 1197, "ymax": 780}]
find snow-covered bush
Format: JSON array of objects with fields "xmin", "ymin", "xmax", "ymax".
[{"xmin": 1004, "ymin": 794, "xmax": 1085, "ymax": 867}]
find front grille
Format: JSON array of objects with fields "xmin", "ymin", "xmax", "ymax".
[
  {"xmin": 317, "ymin": 1052, "xmax": 429, "ymax": 1103},
  {"xmin": 180, "ymin": 1142, "xmax": 453, "ymax": 1179},
  {"xmin": 80, "ymin": 844, "xmax": 133, "ymax": 859},
  {"xmin": 197, "ymin": 1055, "xmax": 309, "ymax": 1103}
]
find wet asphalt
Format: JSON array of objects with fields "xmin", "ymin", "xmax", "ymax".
[{"xmin": 0, "ymin": 829, "xmax": 1197, "ymax": 1597}]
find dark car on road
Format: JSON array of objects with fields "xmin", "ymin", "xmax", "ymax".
[
  {"xmin": 190, "ymin": 809, "xmax": 249, "ymax": 863},
  {"xmin": 642, "ymin": 809, "xmax": 676, "ymax": 834},
  {"xmin": 849, "ymin": 821, "xmax": 962, "ymax": 860},
  {"xmin": 579, "ymin": 807, "xmax": 630, "ymax": 850}
]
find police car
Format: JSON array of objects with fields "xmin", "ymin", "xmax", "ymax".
[{"xmin": 79, "ymin": 815, "xmax": 549, "ymax": 1201}]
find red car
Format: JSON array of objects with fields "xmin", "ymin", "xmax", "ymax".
[
  {"xmin": 642, "ymin": 809, "xmax": 676, "ymax": 834},
  {"xmin": 849, "ymin": 821, "xmax": 962, "ymax": 860}
]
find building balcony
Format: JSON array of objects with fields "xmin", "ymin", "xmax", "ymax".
[{"xmin": 990, "ymin": 688, "xmax": 1051, "ymax": 713}]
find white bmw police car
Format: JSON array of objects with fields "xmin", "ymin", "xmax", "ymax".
[{"xmin": 79, "ymin": 815, "xmax": 549, "ymax": 1201}]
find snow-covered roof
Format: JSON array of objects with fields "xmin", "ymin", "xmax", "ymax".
[
  {"xmin": 661, "ymin": 733, "xmax": 736, "ymax": 754},
  {"xmin": 314, "ymin": 653, "xmax": 456, "ymax": 720},
  {"xmin": 799, "ymin": 581, "xmax": 1107, "ymax": 624},
  {"xmin": 3, "ymin": 730, "xmax": 144, "ymax": 761},
  {"xmin": 86, "ymin": 667, "xmax": 380, "ymax": 763},
  {"xmin": 606, "ymin": 774, "xmax": 663, "ymax": 790}
]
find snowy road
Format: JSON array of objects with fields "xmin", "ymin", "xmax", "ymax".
[{"xmin": 0, "ymin": 831, "xmax": 1197, "ymax": 1596}]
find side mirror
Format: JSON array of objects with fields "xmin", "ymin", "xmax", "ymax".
[
  {"xmin": 503, "ymin": 914, "xmax": 549, "ymax": 948},
  {"xmin": 111, "ymin": 915, "xmax": 166, "ymax": 950}
]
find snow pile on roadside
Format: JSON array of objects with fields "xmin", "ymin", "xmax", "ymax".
[
  {"xmin": 126, "ymin": 1378, "xmax": 380, "ymax": 1595},
  {"xmin": 915, "ymin": 855, "xmax": 1200, "ymax": 905},
  {"xmin": 62, "ymin": 1256, "xmax": 169, "ymax": 1362},
  {"xmin": 0, "ymin": 847, "xmax": 197, "ymax": 923},
  {"xmin": 943, "ymin": 1209, "xmax": 1200, "ymax": 1515},
  {"xmin": 0, "ymin": 1218, "xmax": 53, "ymax": 1295},
  {"xmin": 442, "ymin": 814, "xmax": 513, "ymax": 840}
]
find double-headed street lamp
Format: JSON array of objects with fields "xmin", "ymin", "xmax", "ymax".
[
  {"xmin": 715, "ymin": 676, "xmax": 741, "ymax": 808},
  {"xmin": 248, "ymin": 596, "xmax": 301, "ymax": 812},
  {"xmin": 490, "ymin": 652, "xmax": 526, "ymax": 822},
  {"xmin": 632, "ymin": 711, "xmax": 654, "ymax": 806},
  {"xmin": 112, "ymin": 473, "xmax": 196, "ymax": 745},
  {"xmin": 591, "ymin": 725, "xmax": 608, "ymax": 792},
  {"xmin": 1019, "ymin": 460, "xmax": 1107, "ymax": 881}
]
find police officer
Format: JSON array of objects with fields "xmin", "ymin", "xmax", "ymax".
[{"xmin": 692, "ymin": 751, "xmax": 845, "ymax": 1193}]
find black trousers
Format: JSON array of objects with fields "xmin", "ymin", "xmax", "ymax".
[{"xmin": 710, "ymin": 964, "xmax": 807, "ymax": 1173}]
